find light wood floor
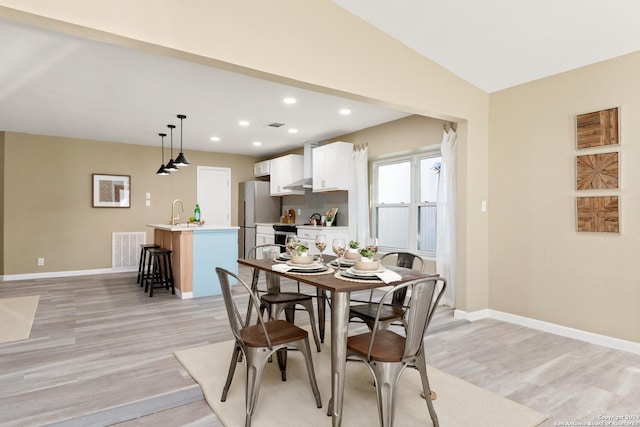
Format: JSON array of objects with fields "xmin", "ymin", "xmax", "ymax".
[{"xmin": 1, "ymin": 270, "xmax": 639, "ymax": 426}]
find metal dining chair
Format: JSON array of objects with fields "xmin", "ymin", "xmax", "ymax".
[
  {"xmin": 345, "ymin": 277, "xmax": 446, "ymax": 427},
  {"xmin": 349, "ymin": 251, "xmax": 425, "ymax": 330},
  {"xmin": 247, "ymin": 244, "xmax": 322, "ymax": 356},
  {"xmin": 216, "ymin": 267, "xmax": 322, "ymax": 427}
]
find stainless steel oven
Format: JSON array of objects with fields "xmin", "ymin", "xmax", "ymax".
[{"xmin": 273, "ymin": 224, "xmax": 297, "ymax": 247}]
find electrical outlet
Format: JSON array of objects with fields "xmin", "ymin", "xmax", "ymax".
[{"xmin": 37, "ymin": 258, "xmax": 45, "ymax": 266}]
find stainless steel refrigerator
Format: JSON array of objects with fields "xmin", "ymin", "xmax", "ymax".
[{"xmin": 238, "ymin": 181, "xmax": 281, "ymax": 258}]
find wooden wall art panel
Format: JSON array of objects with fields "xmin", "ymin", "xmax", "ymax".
[
  {"xmin": 576, "ymin": 107, "xmax": 619, "ymax": 149},
  {"xmin": 576, "ymin": 196, "xmax": 619, "ymax": 233},
  {"xmin": 576, "ymin": 152, "xmax": 619, "ymax": 190}
]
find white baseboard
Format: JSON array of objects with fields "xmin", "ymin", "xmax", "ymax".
[
  {"xmin": 454, "ymin": 308, "xmax": 640, "ymax": 355},
  {"xmin": 1, "ymin": 268, "xmax": 137, "ymax": 282},
  {"xmin": 176, "ymin": 290, "xmax": 193, "ymax": 299}
]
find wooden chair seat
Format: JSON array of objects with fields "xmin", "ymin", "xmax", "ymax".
[
  {"xmin": 347, "ymin": 330, "xmax": 406, "ymax": 362},
  {"xmin": 260, "ymin": 292, "xmax": 313, "ymax": 304},
  {"xmin": 240, "ymin": 319, "xmax": 308, "ymax": 348},
  {"xmin": 349, "ymin": 303, "xmax": 406, "ymax": 325}
]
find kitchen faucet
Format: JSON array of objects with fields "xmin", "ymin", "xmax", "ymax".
[{"xmin": 171, "ymin": 199, "xmax": 184, "ymax": 225}]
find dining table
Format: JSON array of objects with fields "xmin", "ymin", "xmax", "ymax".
[{"xmin": 237, "ymin": 255, "xmax": 437, "ymax": 427}]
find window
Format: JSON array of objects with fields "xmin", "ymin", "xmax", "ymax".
[{"xmin": 372, "ymin": 151, "xmax": 441, "ymax": 255}]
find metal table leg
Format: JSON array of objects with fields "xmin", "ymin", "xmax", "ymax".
[
  {"xmin": 316, "ymin": 288, "xmax": 326, "ymax": 342},
  {"xmin": 329, "ymin": 291, "xmax": 349, "ymax": 427}
]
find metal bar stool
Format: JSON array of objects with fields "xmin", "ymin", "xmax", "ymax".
[
  {"xmin": 144, "ymin": 248, "xmax": 175, "ymax": 297},
  {"xmin": 137, "ymin": 244, "xmax": 160, "ymax": 286}
]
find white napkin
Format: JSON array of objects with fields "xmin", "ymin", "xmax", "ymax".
[
  {"xmin": 375, "ymin": 269, "xmax": 403, "ymax": 284},
  {"xmin": 272, "ymin": 263, "xmax": 293, "ymax": 273}
]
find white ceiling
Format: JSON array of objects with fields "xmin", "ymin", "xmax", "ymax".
[
  {"xmin": 335, "ymin": 0, "xmax": 640, "ymax": 93},
  {"xmin": 0, "ymin": 18, "xmax": 410, "ymax": 157},
  {"xmin": 2, "ymin": 2, "xmax": 640, "ymax": 156}
]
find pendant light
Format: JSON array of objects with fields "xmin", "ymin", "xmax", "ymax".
[
  {"xmin": 174, "ymin": 114, "xmax": 190, "ymax": 166},
  {"xmin": 155, "ymin": 133, "xmax": 170, "ymax": 175},
  {"xmin": 165, "ymin": 124, "xmax": 179, "ymax": 172}
]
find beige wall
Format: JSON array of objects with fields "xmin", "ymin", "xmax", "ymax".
[
  {"xmin": 2, "ymin": 132, "xmax": 256, "ymax": 275},
  {"xmin": 0, "ymin": 1, "xmax": 491, "ymax": 312},
  {"xmin": 489, "ymin": 52, "xmax": 640, "ymax": 342},
  {"xmin": 0, "ymin": 132, "xmax": 4, "ymax": 273}
]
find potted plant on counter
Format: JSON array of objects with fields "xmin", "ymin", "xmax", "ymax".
[{"xmin": 325, "ymin": 208, "xmax": 337, "ymax": 226}]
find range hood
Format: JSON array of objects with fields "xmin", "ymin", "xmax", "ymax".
[{"xmin": 284, "ymin": 141, "xmax": 318, "ymax": 190}]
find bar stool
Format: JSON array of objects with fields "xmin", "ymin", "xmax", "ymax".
[
  {"xmin": 144, "ymin": 248, "xmax": 175, "ymax": 297},
  {"xmin": 137, "ymin": 244, "xmax": 160, "ymax": 286}
]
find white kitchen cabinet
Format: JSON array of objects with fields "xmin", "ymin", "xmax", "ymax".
[
  {"xmin": 297, "ymin": 226, "xmax": 349, "ymax": 256},
  {"xmin": 270, "ymin": 154, "xmax": 304, "ymax": 196},
  {"xmin": 255, "ymin": 224, "xmax": 275, "ymax": 259},
  {"xmin": 312, "ymin": 141, "xmax": 353, "ymax": 192},
  {"xmin": 253, "ymin": 160, "xmax": 271, "ymax": 177}
]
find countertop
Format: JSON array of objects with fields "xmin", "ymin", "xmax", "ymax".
[
  {"xmin": 255, "ymin": 222, "xmax": 347, "ymax": 230},
  {"xmin": 147, "ymin": 224, "xmax": 239, "ymax": 231}
]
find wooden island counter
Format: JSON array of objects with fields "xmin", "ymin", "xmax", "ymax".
[{"xmin": 147, "ymin": 224, "xmax": 238, "ymax": 298}]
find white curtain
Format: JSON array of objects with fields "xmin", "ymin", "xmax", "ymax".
[
  {"xmin": 349, "ymin": 145, "xmax": 370, "ymax": 244},
  {"xmin": 436, "ymin": 129, "xmax": 457, "ymax": 307}
]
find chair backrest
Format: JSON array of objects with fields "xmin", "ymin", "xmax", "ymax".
[
  {"xmin": 216, "ymin": 267, "xmax": 272, "ymax": 348},
  {"xmin": 246, "ymin": 244, "xmax": 286, "ymax": 260},
  {"xmin": 379, "ymin": 252, "xmax": 425, "ymax": 306},
  {"xmin": 368, "ymin": 277, "xmax": 446, "ymax": 361},
  {"xmin": 380, "ymin": 251, "xmax": 425, "ymax": 271},
  {"xmin": 246, "ymin": 244, "xmax": 286, "ymax": 292}
]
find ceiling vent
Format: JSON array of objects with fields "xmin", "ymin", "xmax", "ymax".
[{"xmin": 266, "ymin": 122, "xmax": 285, "ymax": 128}]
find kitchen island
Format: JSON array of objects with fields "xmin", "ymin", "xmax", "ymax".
[{"xmin": 147, "ymin": 224, "xmax": 239, "ymax": 298}]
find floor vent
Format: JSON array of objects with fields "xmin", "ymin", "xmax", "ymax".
[{"xmin": 112, "ymin": 232, "xmax": 146, "ymax": 269}]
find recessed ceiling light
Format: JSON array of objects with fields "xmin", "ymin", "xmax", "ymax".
[
  {"xmin": 210, "ymin": 136, "xmax": 220, "ymax": 142},
  {"xmin": 288, "ymin": 128, "xmax": 298, "ymax": 134},
  {"xmin": 339, "ymin": 108, "xmax": 351, "ymax": 116},
  {"xmin": 253, "ymin": 141, "xmax": 262, "ymax": 146},
  {"xmin": 283, "ymin": 97, "xmax": 297, "ymax": 104},
  {"xmin": 239, "ymin": 120, "xmax": 250, "ymax": 126}
]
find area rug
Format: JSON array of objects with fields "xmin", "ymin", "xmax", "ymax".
[
  {"xmin": 0, "ymin": 295, "xmax": 39, "ymax": 344},
  {"xmin": 175, "ymin": 337, "xmax": 548, "ymax": 427}
]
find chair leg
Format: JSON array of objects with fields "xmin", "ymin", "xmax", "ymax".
[
  {"xmin": 221, "ymin": 345, "xmax": 242, "ymax": 402},
  {"xmin": 244, "ymin": 347, "xmax": 272, "ymax": 427},
  {"xmin": 415, "ymin": 351, "xmax": 439, "ymax": 427},
  {"xmin": 369, "ymin": 360, "xmax": 404, "ymax": 427},
  {"xmin": 297, "ymin": 337, "xmax": 323, "ymax": 408},
  {"xmin": 300, "ymin": 299, "xmax": 322, "ymax": 352}
]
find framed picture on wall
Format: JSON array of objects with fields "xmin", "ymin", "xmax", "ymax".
[{"xmin": 92, "ymin": 174, "xmax": 130, "ymax": 208}]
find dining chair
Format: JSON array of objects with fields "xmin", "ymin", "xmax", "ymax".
[
  {"xmin": 345, "ymin": 277, "xmax": 446, "ymax": 427},
  {"xmin": 216, "ymin": 267, "xmax": 322, "ymax": 427},
  {"xmin": 247, "ymin": 244, "xmax": 322, "ymax": 355},
  {"xmin": 349, "ymin": 251, "xmax": 425, "ymax": 330}
]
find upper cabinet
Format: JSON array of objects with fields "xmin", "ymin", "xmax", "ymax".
[
  {"xmin": 270, "ymin": 154, "xmax": 305, "ymax": 196},
  {"xmin": 254, "ymin": 160, "xmax": 270, "ymax": 177},
  {"xmin": 312, "ymin": 141, "xmax": 354, "ymax": 192}
]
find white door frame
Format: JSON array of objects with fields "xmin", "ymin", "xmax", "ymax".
[{"xmin": 197, "ymin": 166, "xmax": 231, "ymax": 226}]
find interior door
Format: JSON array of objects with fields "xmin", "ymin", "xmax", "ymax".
[{"xmin": 197, "ymin": 166, "xmax": 231, "ymax": 226}]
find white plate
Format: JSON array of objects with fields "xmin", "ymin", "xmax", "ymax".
[
  {"xmin": 347, "ymin": 267, "xmax": 385, "ymax": 276},
  {"xmin": 286, "ymin": 261, "xmax": 323, "ymax": 269}
]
